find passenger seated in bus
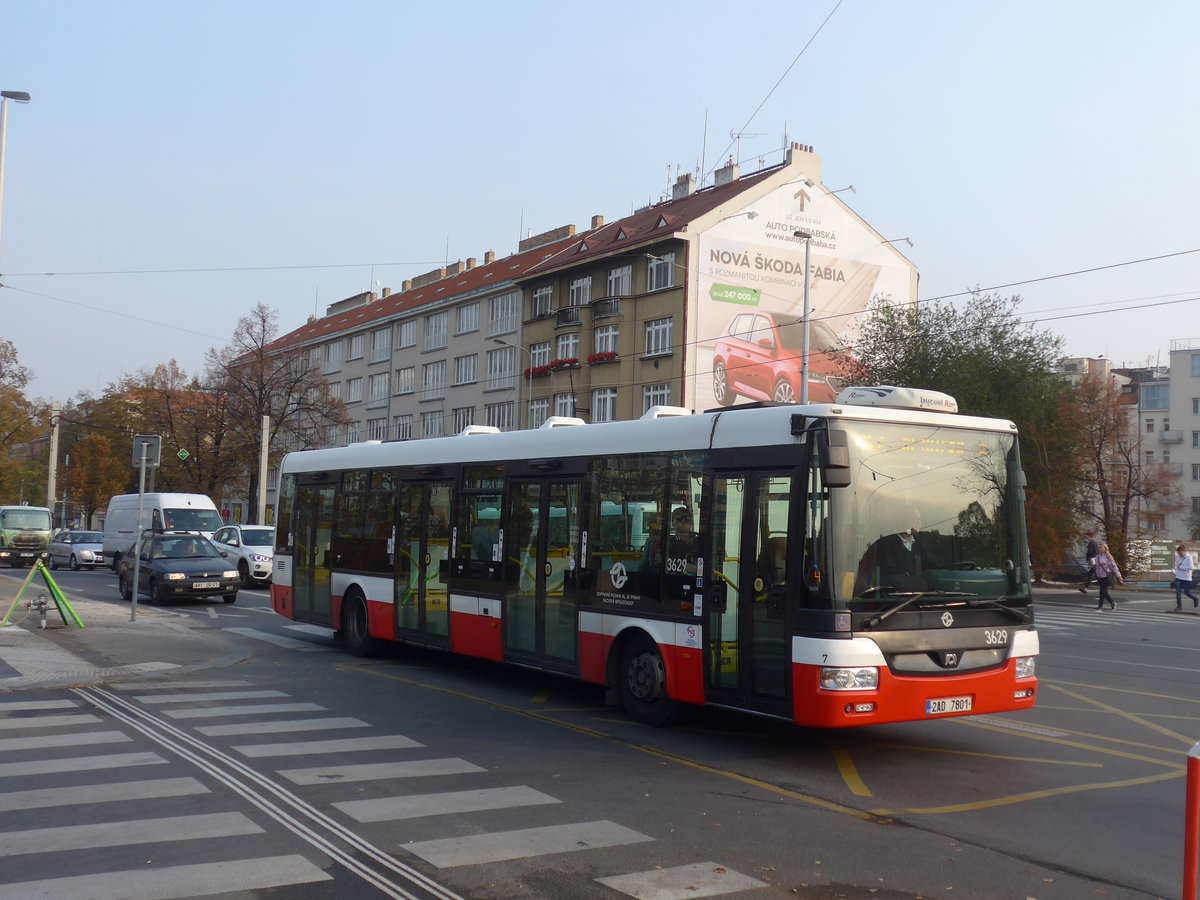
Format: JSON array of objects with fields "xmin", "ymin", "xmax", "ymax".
[{"xmin": 856, "ymin": 510, "xmax": 928, "ymax": 595}]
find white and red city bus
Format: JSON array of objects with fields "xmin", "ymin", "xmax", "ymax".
[{"xmin": 270, "ymin": 386, "xmax": 1037, "ymax": 728}]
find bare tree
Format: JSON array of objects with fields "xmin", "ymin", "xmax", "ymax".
[{"xmin": 204, "ymin": 304, "xmax": 348, "ymax": 522}]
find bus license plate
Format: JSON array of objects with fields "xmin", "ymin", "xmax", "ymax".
[
  {"xmin": 926, "ymin": 696, "xmax": 972, "ymax": 715},
  {"xmin": 193, "ymin": 582, "xmax": 219, "ymax": 590}
]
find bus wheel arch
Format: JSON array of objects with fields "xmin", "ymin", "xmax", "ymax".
[
  {"xmin": 341, "ymin": 587, "xmax": 386, "ymax": 657},
  {"xmin": 613, "ymin": 630, "xmax": 679, "ymax": 726}
]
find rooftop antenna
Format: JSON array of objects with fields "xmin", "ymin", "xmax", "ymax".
[
  {"xmin": 729, "ymin": 128, "xmax": 765, "ymax": 163},
  {"xmin": 700, "ymin": 109, "xmax": 708, "ymax": 188}
]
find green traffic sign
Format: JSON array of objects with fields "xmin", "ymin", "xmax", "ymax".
[{"xmin": 178, "ymin": 449, "xmax": 190, "ymax": 461}]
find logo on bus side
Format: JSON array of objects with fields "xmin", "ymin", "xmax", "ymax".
[
  {"xmin": 941, "ymin": 612, "xmax": 954, "ymax": 627},
  {"xmin": 609, "ymin": 561, "xmax": 628, "ymax": 590}
]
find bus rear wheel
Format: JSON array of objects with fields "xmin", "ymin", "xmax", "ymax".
[
  {"xmin": 342, "ymin": 591, "xmax": 385, "ymax": 658},
  {"xmin": 619, "ymin": 636, "xmax": 678, "ymax": 726}
]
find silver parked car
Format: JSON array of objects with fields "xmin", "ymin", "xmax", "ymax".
[
  {"xmin": 210, "ymin": 524, "xmax": 275, "ymax": 587},
  {"xmin": 49, "ymin": 530, "xmax": 105, "ymax": 571}
]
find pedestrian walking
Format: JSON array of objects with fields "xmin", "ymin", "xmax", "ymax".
[
  {"xmin": 1171, "ymin": 544, "xmax": 1199, "ymax": 611},
  {"xmin": 1078, "ymin": 531, "xmax": 1099, "ymax": 594},
  {"xmin": 1092, "ymin": 543, "xmax": 1122, "ymax": 610}
]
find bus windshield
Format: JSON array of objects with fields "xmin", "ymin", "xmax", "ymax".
[{"xmin": 831, "ymin": 420, "xmax": 1024, "ymax": 605}]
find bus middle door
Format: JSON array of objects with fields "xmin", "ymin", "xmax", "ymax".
[
  {"xmin": 292, "ymin": 482, "xmax": 335, "ymax": 625},
  {"xmin": 394, "ymin": 480, "xmax": 452, "ymax": 644},
  {"xmin": 503, "ymin": 479, "xmax": 580, "ymax": 668}
]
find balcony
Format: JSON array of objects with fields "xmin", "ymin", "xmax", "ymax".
[
  {"xmin": 1167, "ymin": 461, "xmax": 1184, "ymax": 476},
  {"xmin": 592, "ymin": 298, "xmax": 621, "ymax": 318},
  {"xmin": 1160, "ymin": 430, "xmax": 1183, "ymax": 443},
  {"xmin": 556, "ymin": 307, "xmax": 583, "ymax": 326}
]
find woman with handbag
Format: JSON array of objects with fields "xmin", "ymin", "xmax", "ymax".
[
  {"xmin": 1093, "ymin": 543, "xmax": 1122, "ymax": 610},
  {"xmin": 1172, "ymin": 545, "xmax": 1199, "ymax": 611}
]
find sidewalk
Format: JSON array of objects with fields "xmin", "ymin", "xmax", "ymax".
[
  {"xmin": 1036, "ymin": 579, "xmax": 1199, "ymax": 611},
  {"xmin": 0, "ymin": 574, "xmax": 250, "ymax": 692}
]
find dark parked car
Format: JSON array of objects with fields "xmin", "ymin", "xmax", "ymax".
[
  {"xmin": 49, "ymin": 530, "xmax": 104, "ymax": 570},
  {"xmin": 712, "ymin": 311, "xmax": 846, "ymax": 405},
  {"xmin": 117, "ymin": 532, "xmax": 239, "ymax": 605}
]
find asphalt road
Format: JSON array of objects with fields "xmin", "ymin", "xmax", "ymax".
[{"xmin": 0, "ymin": 569, "xmax": 1195, "ymax": 899}]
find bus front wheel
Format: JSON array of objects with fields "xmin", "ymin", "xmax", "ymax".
[
  {"xmin": 342, "ymin": 591, "xmax": 385, "ymax": 658},
  {"xmin": 619, "ymin": 636, "xmax": 678, "ymax": 726}
]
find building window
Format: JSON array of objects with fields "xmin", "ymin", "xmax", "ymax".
[
  {"xmin": 643, "ymin": 383, "xmax": 672, "ymax": 411},
  {"xmin": 532, "ymin": 286, "xmax": 553, "ymax": 317},
  {"xmin": 487, "ymin": 346, "xmax": 517, "ymax": 390},
  {"xmin": 554, "ymin": 392, "xmax": 574, "ymax": 417},
  {"xmin": 394, "ymin": 366, "xmax": 415, "ymax": 394},
  {"xmin": 1193, "ymin": 354, "xmax": 1200, "ymax": 378},
  {"xmin": 323, "ymin": 341, "xmax": 343, "ymax": 374},
  {"xmin": 557, "ymin": 333, "xmax": 580, "ymax": 361},
  {"xmin": 421, "ymin": 410, "xmax": 445, "ymax": 438},
  {"xmin": 454, "ymin": 355, "xmax": 477, "ymax": 385},
  {"xmin": 394, "ymin": 414, "xmax": 412, "ymax": 440},
  {"xmin": 592, "ymin": 388, "xmax": 618, "ymax": 423},
  {"xmin": 486, "ymin": 401, "xmax": 515, "ymax": 431},
  {"xmin": 328, "ymin": 382, "xmax": 342, "ymax": 401},
  {"xmin": 1145, "ymin": 514, "xmax": 1166, "ymax": 532},
  {"xmin": 531, "ymin": 341, "xmax": 552, "ymax": 368},
  {"xmin": 456, "ymin": 303, "xmax": 479, "ymax": 335},
  {"xmin": 594, "ymin": 324, "xmax": 619, "ymax": 355},
  {"xmin": 1193, "ymin": 431, "xmax": 1200, "ymax": 448},
  {"xmin": 529, "ymin": 398, "xmax": 549, "ymax": 429},
  {"xmin": 425, "ymin": 312, "xmax": 448, "ymax": 350},
  {"xmin": 421, "ymin": 360, "xmax": 446, "ymax": 400},
  {"xmin": 569, "ymin": 277, "xmax": 592, "ymax": 306},
  {"xmin": 368, "ymin": 372, "xmax": 389, "ymax": 405},
  {"xmin": 345, "ymin": 422, "xmax": 360, "ymax": 443},
  {"xmin": 1146, "ymin": 418, "xmax": 1155, "ymax": 433},
  {"xmin": 324, "ymin": 424, "xmax": 339, "ymax": 447},
  {"xmin": 347, "ymin": 334, "xmax": 365, "ymax": 360},
  {"xmin": 1145, "ymin": 450, "xmax": 1154, "ymax": 465},
  {"xmin": 346, "ymin": 377, "xmax": 363, "ymax": 403},
  {"xmin": 1193, "ymin": 464, "xmax": 1200, "ymax": 481},
  {"xmin": 370, "ymin": 328, "xmax": 391, "ymax": 362},
  {"xmin": 647, "ymin": 252, "xmax": 675, "ymax": 291},
  {"xmin": 607, "ymin": 265, "xmax": 631, "ymax": 297},
  {"xmin": 488, "ymin": 291, "xmax": 518, "ymax": 336},
  {"xmin": 645, "ymin": 317, "xmax": 673, "ymax": 356},
  {"xmin": 396, "ymin": 320, "xmax": 417, "ymax": 348},
  {"xmin": 1192, "ymin": 496, "xmax": 1200, "ymax": 515},
  {"xmin": 367, "ymin": 418, "xmax": 387, "ymax": 441},
  {"xmin": 452, "ymin": 406, "xmax": 475, "ymax": 433}
]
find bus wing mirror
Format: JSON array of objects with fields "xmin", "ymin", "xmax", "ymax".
[{"xmin": 824, "ymin": 430, "xmax": 851, "ymax": 487}]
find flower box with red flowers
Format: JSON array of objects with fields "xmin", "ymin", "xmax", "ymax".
[{"xmin": 587, "ymin": 351, "xmax": 619, "ymax": 365}]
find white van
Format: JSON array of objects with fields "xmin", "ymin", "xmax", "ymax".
[{"xmin": 102, "ymin": 492, "xmax": 223, "ymax": 570}]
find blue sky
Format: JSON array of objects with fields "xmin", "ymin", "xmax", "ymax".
[{"xmin": 2, "ymin": 0, "xmax": 1197, "ymax": 402}]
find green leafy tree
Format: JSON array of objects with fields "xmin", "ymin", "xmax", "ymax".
[
  {"xmin": 846, "ymin": 291, "xmax": 1083, "ymax": 578},
  {"xmin": 0, "ymin": 340, "xmax": 49, "ymax": 502},
  {"xmin": 62, "ymin": 434, "xmax": 128, "ymax": 527}
]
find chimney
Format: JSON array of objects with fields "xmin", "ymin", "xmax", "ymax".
[
  {"xmin": 402, "ymin": 279, "xmax": 412, "ymax": 292},
  {"xmin": 445, "ymin": 260, "xmax": 464, "ymax": 277},
  {"xmin": 484, "ymin": 250, "xmax": 496, "ymax": 265},
  {"xmin": 591, "ymin": 214, "xmax": 605, "ymax": 229},
  {"xmin": 714, "ymin": 157, "xmax": 740, "ymax": 187},
  {"xmin": 466, "ymin": 257, "xmax": 477, "ymax": 270},
  {"xmin": 519, "ymin": 224, "xmax": 576, "ymax": 253},
  {"xmin": 411, "ymin": 266, "xmax": 447, "ymax": 288},
  {"xmin": 381, "ymin": 287, "xmax": 391, "ymax": 298},
  {"xmin": 671, "ymin": 173, "xmax": 696, "ymax": 200}
]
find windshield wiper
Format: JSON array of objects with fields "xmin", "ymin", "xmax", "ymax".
[
  {"xmin": 861, "ymin": 591, "xmax": 977, "ymax": 629},
  {"xmin": 966, "ymin": 596, "xmax": 1032, "ymax": 624}
]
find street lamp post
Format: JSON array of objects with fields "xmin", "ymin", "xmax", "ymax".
[
  {"xmin": 493, "ymin": 338, "xmax": 534, "ymax": 428},
  {"xmin": 794, "ymin": 230, "xmax": 813, "ymax": 404},
  {"xmin": 0, "ymin": 90, "xmax": 31, "ymax": 261}
]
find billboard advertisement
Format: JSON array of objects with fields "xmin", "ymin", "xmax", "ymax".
[{"xmin": 694, "ymin": 182, "xmax": 916, "ymax": 410}]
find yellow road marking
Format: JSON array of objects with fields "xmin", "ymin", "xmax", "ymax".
[
  {"xmin": 958, "ymin": 718, "xmax": 1186, "ymax": 769},
  {"xmin": 1045, "ymin": 683, "xmax": 1197, "ymax": 745},
  {"xmin": 871, "ymin": 743, "xmax": 1102, "ymax": 768},
  {"xmin": 831, "ymin": 745, "xmax": 872, "ymax": 796}
]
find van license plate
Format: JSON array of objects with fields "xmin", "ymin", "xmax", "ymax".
[
  {"xmin": 193, "ymin": 582, "xmax": 219, "ymax": 590},
  {"xmin": 926, "ymin": 696, "xmax": 972, "ymax": 715}
]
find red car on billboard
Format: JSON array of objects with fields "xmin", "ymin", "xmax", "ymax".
[{"xmin": 712, "ymin": 311, "xmax": 847, "ymax": 405}]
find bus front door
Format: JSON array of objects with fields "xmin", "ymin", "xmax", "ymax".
[
  {"xmin": 394, "ymin": 481, "xmax": 452, "ymax": 644},
  {"xmin": 292, "ymin": 483, "xmax": 335, "ymax": 625},
  {"xmin": 503, "ymin": 479, "xmax": 580, "ymax": 668},
  {"xmin": 705, "ymin": 471, "xmax": 793, "ymax": 714}
]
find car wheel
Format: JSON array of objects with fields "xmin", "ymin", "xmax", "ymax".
[
  {"xmin": 772, "ymin": 377, "xmax": 797, "ymax": 403},
  {"xmin": 111, "ymin": 554, "xmax": 122, "ymax": 573},
  {"xmin": 222, "ymin": 592, "xmax": 237, "ymax": 604},
  {"xmin": 119, "ymin": 576, "xmax": 132, "ymax": 602},
  {"xmin": 69, "ymin": 554, "xmax": 80, "ymax": 571},
  {"xmin": 713, "ymin": 360, "xmax": 735, "ymax": 406},
  {"xmin": 618, "ymin": 635, "xmax": 679, "ymax": 726},
  {"xmin": 238, "ymin": 560, "xmax": 253, "ymax": 588},
  {"xmin": 148, "ymin": 580, "xmax": 164, "ymax": 606},
  {"xmin": 342, "ymin": 590, "xmax": 386, "ymax": 657},
  {"xmin": 50, "ymin": 555, "xmax": 59, "ymax": 570}
]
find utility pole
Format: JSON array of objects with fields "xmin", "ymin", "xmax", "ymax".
[
  {"xmin": 46, "ymin": 404, "xmax": 60, "ymax": 515},
  {"xmin": 257, "ymin": 415, "xmax": 269, "ymax": 524}
]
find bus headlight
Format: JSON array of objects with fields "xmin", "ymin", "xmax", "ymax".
[
  {"xmin": 1015, "ymin": 656, "xmax": 1036, "ymax": 679},
  {"xmin": 820, "ymin": 667, "xmax": 879, "ymax": 690}
]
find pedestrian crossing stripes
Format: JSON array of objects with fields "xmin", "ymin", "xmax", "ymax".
[{"xmin": 0, "ymin": 680, "xmax": 769, "ymax": 899}]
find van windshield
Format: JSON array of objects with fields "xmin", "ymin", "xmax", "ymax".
[{"xmin": 164, "ymin": 508, "xmax": 223, "ymax": 532}]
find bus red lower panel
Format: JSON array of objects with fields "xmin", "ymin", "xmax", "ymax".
[
  {"xmin": 578, "ymin": 630, "xmax": 612, "ymax": 685},
  {"xmin": 667, "ymin": 646, "xmax": 706, "ymax": 705},
  {"xmin": 792, "ymin": 661, "xmax": 1037, "ymax": 728},
  {"xmin": 450, "ymin": 611, "xmax": 502, "ymax": 661}
]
